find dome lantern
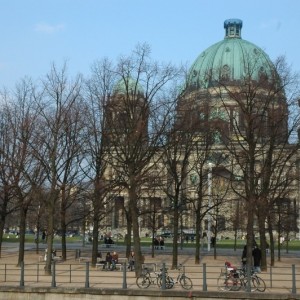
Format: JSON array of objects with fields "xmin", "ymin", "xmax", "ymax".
[{"xmin": 224, "ymin": 18, "xmax": 242, "ymax": 39}]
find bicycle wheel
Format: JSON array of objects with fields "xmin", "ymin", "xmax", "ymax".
[
  {"xmin": 179, "ymin": 275, "xmax": 193, "ymax": 290},
  {"xmin": 227, "ymin": 277, "xmax": 242, "ymax": 291},
  {"xmin": 136, "ymin": 275, "xmax": 151, "ymax": 288},
  {"xmin": 217, "ymin": 275, "xmax": 231, "ymax": 291},
  {"xmin": 159, "ymin": 275, "xmax": 174, "ymax": 289},
  {"xmin": 252, "ymin": 276, "xmax": 266, "ymax": 292},
  {"xmin": 166, "ymin": 276, "xmax": 174, "ymax": 289},
  {"xmin": 243, "ymin": 278, "xmax": 257, "ymax": 292},
  {"xmin": 156, "ymin": 275, "xmax": 163, "ymax": 287}
]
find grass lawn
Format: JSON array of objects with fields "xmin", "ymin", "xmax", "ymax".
[{"xmin": 2, "ymin": 234, "xmax": 299, "ymax": 251}]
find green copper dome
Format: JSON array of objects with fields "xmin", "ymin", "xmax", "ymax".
[
  {"xmin": 186, "ymin": 19, "xmax": 276, "ymax": 90},
  {"xmin": 113, "ymin": 77, "xmax": 144, "ymax": 95}
]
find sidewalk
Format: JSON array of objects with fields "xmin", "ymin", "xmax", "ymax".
[{"xmin": 0, "ymin": 244, "xmax": 298, "ymax": 294}]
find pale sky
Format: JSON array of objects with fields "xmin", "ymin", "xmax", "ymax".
[{"xmin": 0, "ymin": 0, "xmax": 299, "ymax": 89}]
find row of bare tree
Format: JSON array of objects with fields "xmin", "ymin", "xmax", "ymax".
[{"xmin": 0, "ymin": 44, "xmax": 299, "ymax": 276}]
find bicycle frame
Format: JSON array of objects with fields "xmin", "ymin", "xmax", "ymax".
[{"xmin": 217, "ymin": 262, "xmax": 266, "ymax": 292}]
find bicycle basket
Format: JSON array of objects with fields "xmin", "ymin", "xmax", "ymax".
[
  {"xmin": 232, "ymin": 271, "xmax": 239, "ymax": 278},
  {"xmin": 146, "ymin": 267, "xmax": 155, "ymax": 272},
  {"xmin": 142, "ymin": 268, "xmax": 149, "ymax": 275}
]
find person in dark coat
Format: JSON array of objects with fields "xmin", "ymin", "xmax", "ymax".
[
  {"xmin": 241, "ymin": 245, "xmax": 247, "ymax": 270},
  {"xmin": 252, "ymin": 246, "xmax": 262, "ymax": 272},
  {"xmin": 103, "ymin": 252, "xmax": 112, "ymax": 270},
  {"xmin": 159, "ymin": 237, "xmax": 164, "ymax": 249},
  {"xmin": 42, "ymin": 231, "xmax": 46, "ymax": 243}
]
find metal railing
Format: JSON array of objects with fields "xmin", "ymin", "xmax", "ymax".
[{"xmin": 0, "ymin": 261, "xmax": 298, "ymax": 294}]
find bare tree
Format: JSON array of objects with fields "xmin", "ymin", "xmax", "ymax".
[
  {"xmin": 172, "ymin": 84, "xmax": 232, "ymax": 264},
  {"xmin": 6, "ymin": 78, "xmax": 46, "ymax": 266},
  {"xmin": 141, "ymin": 174, "xmax": 165, "ymax": 258},
  {"xmin": 81, "ymin": 57, "xmax": 116, "ymax": 267},
  {"xmin": 0, "ymin": 92, "xmax": 20, "ymax": 257},
  {"xmin": 33, "ymin": 62, "xmax": 83, "ymax": 273},
  {"xmin": 211, "ymin": 55, "xmax": 300, "ymax": 270},
  {"xmin": 161, "ymin": 122, "xmax": 197, "ymax": 268},
  {"xmin": 104, "ymin": 43, "xmax": 180, "ymax": 276}
]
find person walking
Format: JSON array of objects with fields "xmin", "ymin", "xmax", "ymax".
[
  {"xmin": 159, "ymin": 236, "xmax": 165, "ymax": 249},
  {"xmin": 42, "ymin": 231, "xmax": 46, "ymax": 243},
  {"xmin": 241, "ymin": 245, "xmax": 247, "ymax": 270},
  {"xmin": 154, "ymin": 237, "xmax": 159, "ymax": 249},
  {"xmin": 252, "ymin": 246, "xmax": 262, "ymax": 273}
]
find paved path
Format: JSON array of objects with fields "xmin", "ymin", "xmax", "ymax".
[{"xmin": 0, "ymin": 241, "xmax": 299, "ymax": 295}]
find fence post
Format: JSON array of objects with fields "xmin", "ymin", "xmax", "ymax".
[
  {"xmin": 122, "ymin": 262, "xmax": 127, "ymax": 289},
  {"xmin": 85, "ymin": 261, "xmax": 89, "ymax": 288},
  {"xmin": 161, "ymin": 262, "xmax": 166, "ymax": 290},
  {"xmin": 20, "ymin": 261, "xmax": 24, "ymax": 287},
  {"xmin": 270, "ymin": 266, "xmax": 273, "ymax": 288},
  {"xmin": 51, "ymin": 261, "xmax": 56, "ymax": 287},
  {"xmin": 292, "ymin": 264, "xmax": 296, "ymax": 294},
  {"xmin": 203, "ymin": 263, "xmax": 207, "ymax": 291},
  {"xmin": 69, "ymin": 264, "xmax": 72, "ymax": 283},
  {"xmin": 37, "ymin": 263, "xmax": 39, "ymax": 283}
]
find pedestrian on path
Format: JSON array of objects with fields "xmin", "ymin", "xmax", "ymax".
[
  {"xmin": 241, "ymin": 245, "xmax": 247, "ymax": 269},
  {"xmin": 252, "ymin": 245, "xmax": 262, "ymax": 273}
]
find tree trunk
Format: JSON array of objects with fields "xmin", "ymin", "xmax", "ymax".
[
  {"xmin": 285, "ymin": 233, "xmax": 289, "ymax": 254},
  {"xmin": 60, "ymin": 188, "xmax": 67, "ymax": 261},
  {"xmin": 172, "ymin": 200, "xmax": 179, "ymax": 269},
  {"xmin": 258, "ymin": 212, "xmax": 267, "ymax": 271},
  {"xmin": 0, "ymin": 213, "xmax": 7, "ymax": 258},
  {"xmin": 151, "ymin": 212, "xmax": 155, "ymax": 258},
  {"xmin": 129, "ymin": 185, "xmax": 142, "ymax": 277},
  {"xmin": 246, "ymin": 199, "xmax": 255, "ymax": 270},
  {"xmin": 194, "ymin": 207, "xmax": 201, "ymax": 264},
  {"xmin": 277, "ymin": 233, "xmax": 281, "ymax": 262},
  {"xmin": 92, "ymin": 217, "xmax": 100, "ymax": 267},
  {"xmin": 60, "ymin": 219, "xmax": 67, "ymax": 261},
  {"xmin": 0, "ymin": 195, "xmax": 9, "ymax": 258},
  {"xmin": 213, "ymin": 223, "xmax": 218, "ymax": 260},
  {"xmin": 17, "ymin": 206, "xmax": 28, "ymax": 266},
  {"xmin": 125, "ymin": 211, "xmax": 132, "ymax": 259},
  {"xmin": 267, "ymin": 218, "xmax": 275, "ymax": 266},
  {"xmin": 234, "ymin": 230, "xmax": 237, "ymax": 252},
  {"xmin": 45, "ymin": 204, "xmax": 55, "ymax": 275},
  {"xmin": 35, "ymin": 211, "xmax": 41, "ymax": 255}
]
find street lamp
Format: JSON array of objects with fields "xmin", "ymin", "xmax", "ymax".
[{"xmin": 207, "ymin": 162, "xmax": 213, "ymax": 252}]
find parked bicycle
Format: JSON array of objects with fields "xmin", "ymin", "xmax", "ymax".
[
  {"xmin": 217, "ymin": 261, "xmax": 266, "ymax": 292},
  {"xmin": 136, "ymin": 267, "xmax": 164, "ymax": 289},
  {"xmin": 164, "ymin": 264, "xmax": 193, "ymax": 290}
]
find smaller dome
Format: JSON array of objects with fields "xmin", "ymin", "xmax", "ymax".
[{"xmin": 113, "ymin": 77, "xmax": 144, "ymax": 95}]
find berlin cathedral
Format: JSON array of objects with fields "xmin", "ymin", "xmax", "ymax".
[{"xmin": 101, "ymin": 19, "xmax": 299, "ymax": 244}]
